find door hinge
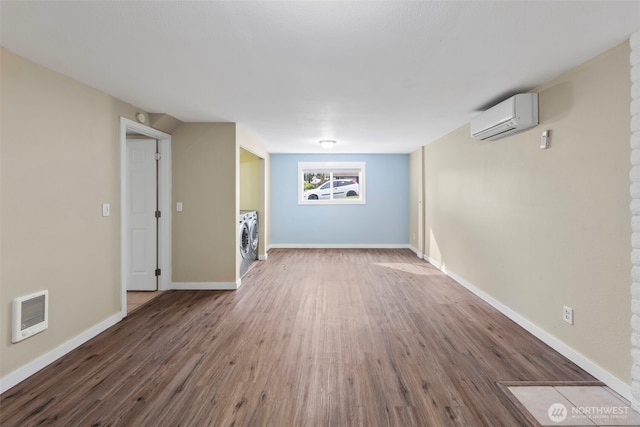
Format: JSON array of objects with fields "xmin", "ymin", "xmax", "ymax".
[
  {"xmin": 155, "ymin": 152, "xmax": 161, "ymax": 161},
  {"xmin": 155, "ymin": 269, "xmax": 161, "ymax": 276},
  {"xmin": 155, "ymin": 210, "xmax": 161, "ymax": 218}
]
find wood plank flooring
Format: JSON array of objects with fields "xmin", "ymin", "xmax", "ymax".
[
  {"xmin": 0, "ymin": 249, "xmax": 594, "ymax": 426},
  {"xmin": 127, "ymin": 291, "xmax": 161, "ymax": 314}
]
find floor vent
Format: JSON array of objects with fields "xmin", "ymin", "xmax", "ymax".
[{"xmin": 12, "ymin": 290, "xmax": 48, "ymax": 343}]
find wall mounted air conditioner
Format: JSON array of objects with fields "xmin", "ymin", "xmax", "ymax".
[{"xmin": 471, "ymin": 93, "xmax": 538, "ymax": 141}]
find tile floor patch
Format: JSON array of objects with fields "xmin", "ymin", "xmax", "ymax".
[
  {"xmin": 507, "ymin": 386, "xmax": 591, "ymax": 426},
  {"xmin": 501, "ymin": 383, "xmax": 640, "ymax": 427},
  {"xmin": 555, "ymin": 386, "xmax": 640, "ymax": 426}
]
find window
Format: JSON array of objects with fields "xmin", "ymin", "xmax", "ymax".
[{"xmin": 298, "ymin": 162, "xmax": 366, "ymax": 205}]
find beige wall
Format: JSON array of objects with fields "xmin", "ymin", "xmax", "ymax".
[
  {"xmin": 421, "ymin": 42, "xmax": 632, "ymax": 384},
  {"xmin": 0, "ymin": 48, "xmax": 144, "ymax": 377},
  {"xmin": 172, "ymin": 123, "xmax": 238, "ymax": 283},
  {"xmin": 236, "ymin": 125, "xmax": 268, "ymax": 159},
  {"xmin": 240, "ymin": 149, "xmax": 260, "ymax": 211},
  {"xmin": 149, "ymin": 113, "xmax": 183, "ymax": 134}
]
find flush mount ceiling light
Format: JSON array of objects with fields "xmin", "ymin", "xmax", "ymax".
[{"xmin": 319, "ymin": 140, "xmax": 336, "ymax": 149}]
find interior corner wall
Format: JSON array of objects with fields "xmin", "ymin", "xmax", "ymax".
[
  {"xmin": 628, "ymin": 30, "xmax": 640, "ymax": 410},
  {"xmin": 409, "ymin": 149, "xmax": 423, "ymax": 255},
  {"xmin": 423, "ymin": 42, "xmax": 632, "ymax": 388},
  {"xmin": 0, "ymin": 48, "xmax": 144, "ymax": 380},
  {"xmin": 148, "ymin": 113, "xmax": 183, "ymax": 134},
  {"xmin": 172, "ymin": 122, "xmax": 237, "ymax": 283}
]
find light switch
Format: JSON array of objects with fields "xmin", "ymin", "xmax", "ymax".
[
  {"xmin": 176, "ymin": 202, "xmax": 183, "ymax": 212},
  {"xmin": 102, "ymin": 203, "xmax": 110, "ymax": 217},
  {"xmin": 540, "ymin": 130, "xmax": 550, "ymax": 150}
]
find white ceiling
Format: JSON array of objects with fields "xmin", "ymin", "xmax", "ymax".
[{"xmin": 1, "ymin": 1, "xmax": 639, "ymax": 153}]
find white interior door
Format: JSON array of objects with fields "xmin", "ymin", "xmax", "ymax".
[{"xmin": 126, "ymin": 139, "xmax": 157, "ymax": 291}]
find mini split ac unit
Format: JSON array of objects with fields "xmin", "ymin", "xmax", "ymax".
[{"xmin": 471, "ymin": 93, "xmax": 538, "ymax": 141}]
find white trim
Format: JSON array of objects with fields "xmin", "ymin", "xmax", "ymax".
[
  {"xmin": 423, "ymin": 255, "xmax": 631, "ymax": 401},
  {"xmin": 408, "ymin": 245, "xmax": 423, "ymax": 259},
  {"xmin": 157, "ymin": 137, "xmax": 172, "ymax": 292},
  {"xmin": 258, "ymin": 254, "xmax": 268, "ymax": 261},
  {"xmin": 119, "ymin": 117, "xmax": 172, "ymax": 317},
  {"xmin": 172, "ymin": 282, "xmax": 239, "ymax": 290},
  {"xmin": 0, "ymin": 312, "xmax": 122, "ymax": 394},
  {"xmin": 268, "ymin": 243, "xmax": 411, "ymax": 249}
]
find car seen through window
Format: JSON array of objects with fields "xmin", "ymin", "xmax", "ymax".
[{"xmin": 304, "ymin": 179, "xmax": 359, "ymax": 200}]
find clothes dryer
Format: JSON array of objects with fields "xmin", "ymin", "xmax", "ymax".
[
  {"xmin": 239, "ymin": 211, "xmax": 253, "ymax": 278},
  {"xmin": 246, "ymin": 211, "xmax": 258, "ymax": 261}
]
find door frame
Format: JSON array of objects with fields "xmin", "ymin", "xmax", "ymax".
[{"xmin": 119, "ymin": 117, "xmax": 172, "ymax": 317}]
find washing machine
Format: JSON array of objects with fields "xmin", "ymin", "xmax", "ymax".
[
  {"xmin": 239, "ymin": 211, "xmax": 252, "ymax": 278},
  {"xmin": 239, "ymin": 211, "xmax": 258, "ymax": 277}
]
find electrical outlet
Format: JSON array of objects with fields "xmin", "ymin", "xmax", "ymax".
[
  {"xmin": 563, "ymin": 305, "xmax": 573, "ymax": 325},
  {"xmin": 102, "ymin": 203, "xmax": 110, "ymax": 217}
]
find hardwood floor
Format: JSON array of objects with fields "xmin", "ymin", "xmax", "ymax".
[
  {"xmin": 0, "ymin": 249, "xmax": 594, "ymax": 426},
  {"xmin": 127, "ymin": 291, "xmax": 162, "ymax": 314}
]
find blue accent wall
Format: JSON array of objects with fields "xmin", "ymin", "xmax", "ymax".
[{"xmin": 270, "ymin": 154, "xmax": 409, "ymax": 245}]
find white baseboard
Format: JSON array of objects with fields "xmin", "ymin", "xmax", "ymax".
[
  {"xmin": 268, "ymin": 243, "xmax": 411, "ymax": 249},
  {"xmin": 258, "ymin": 254, "xmax": 268, "ymax": 261},
  {"xmin": 172, "ymin": 282, "xmax": 239, "ymax": 290},
  {"xmin": 423, "ymin": 255, "xmax": 631, "ymax": 401},
  {"xmin": 171, "ymin": 281, "xmax": 239, "ymax": 290},
  {"xmin": 424, "ymin": 255, "xmax": 442, "ymax": 270},
  {"xmin": 0, "ymin": 312, "xmax": 123, "ymax": 394},
  {"xmin": 408, "ymin": 245, "xmax": 424, "ymax": 259}
]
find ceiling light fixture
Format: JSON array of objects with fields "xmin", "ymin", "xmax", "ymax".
[{"xmin": 319, "ymin": 140, "xmax": 336, "ymax": 149}]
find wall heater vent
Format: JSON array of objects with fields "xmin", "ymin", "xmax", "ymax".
[{"xmin": 12, "ymin": 290, "xmax": 48, "ymax": 343}]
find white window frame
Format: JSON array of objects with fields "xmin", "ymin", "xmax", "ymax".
[{"xmin": 298, "ymin": 161, "xmax": 366, "ymax": 205}]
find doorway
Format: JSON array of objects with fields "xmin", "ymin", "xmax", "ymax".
[{"xmin": 119, "ymin": 117, "xmax": 172, "ymax": 317}]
